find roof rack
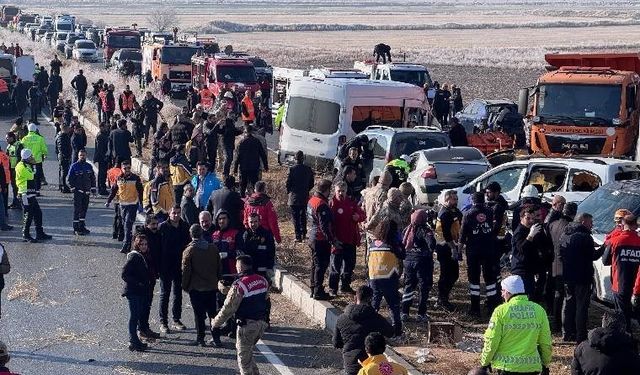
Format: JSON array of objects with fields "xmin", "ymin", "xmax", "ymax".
[{"xmin": 366, "ymin": 125, "xmax": 397, "ymax": 132}]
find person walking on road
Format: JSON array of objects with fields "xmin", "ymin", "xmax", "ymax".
[
  {"xmin": 434, "ymin": 189, "xmax": 462, "ymax": 311},
  {"xmin": 233, "ymin": 125, "xmax": 268, "ymax": 197},
  {"xmin": 182, "ymin": 224, "xmax": 222, "ymax": 347},
  {"xmin": 333, "ymin": 285, "xmax": 394, "ymax": 375},
  {"xmin": 212, "ymin": 255, "xmax": 270, "ymax": 375},
  {"xmin": 50, "ymin": 55, "xmax": 63, "ymax": 76},
  {"xmin": 219, "ymin": 113, "xmax": 242, "ymax": 178},
  {"xmin": 511, "ymin": 207, "xmax": 545, "ymax": 298},
  {"xmin": 108, "ymin": 119, "xmax": 134, "ymax": 165},
  {"xmin": 67, "ymin": 150, "xmax": 96, "ymax": 236},
  {"xmin": 158, "ymin": 205, "xmax": 190, "ymax": 334},
  {"xmin": 242, "ymin": 212, "xmax": 276, "ymax": 322},
  {"xmin": 118, "ymin": 85, "xmax": 136, "ymax": 118},
  {"xmin": 308, "ymin": 179, "xmax": 336, "ymax": 301},
  {"xmin": 135, "ymin": 215, "xmax": 162, "ymax": 341},
  {"xmin": 169, "ymin": 144, "xmax": 193, "ymax": 206},
  {"xmin": 286, "ymin": 150, "xmax": 314, "ymax": 242},
  {"xmin": 27, "ymin": 82, "xmax": 40, "ymax": 125},
  {"xmin": 20, "ymin": 124, "xmax": 47, "ymax": 194},
  {"xmin": 106, "ymin": 160, "xmax": 144, "ymax": 253},
  {"xmin": 571, "ymin": 311, "xmax": 640, "ymax": 375},
  {"xmin": 141, "ymin": 91, "xmax": 164, "ymax": 145},
  {"xmin": 480, "ymin": 275, "xmax": 552, "ymax": 375},
  {"xmin": 121, "ymin": 233, "xmax": 152, "ymax": 352},
  {"xmin": 94, "ymin": 122, "xmax": 110, "ymax": 195},
  {"xmin": 54, "ymin": 124, "xmax": 73, "ymax": 193},
  {"xmin": 357, "ymin": 333, "xmax": 408, "ymax": 375},
  {"xmin": 16, "ymin": 149, "xmax": 52, "ymax": 243},
  {"xmin": 191, "ymin": 162, "xmax": 221, "ymax": 212}
]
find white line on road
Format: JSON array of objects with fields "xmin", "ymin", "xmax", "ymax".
[{"xmin": 256, "ymin": 340, "xmax": 296, "ymax": 375}]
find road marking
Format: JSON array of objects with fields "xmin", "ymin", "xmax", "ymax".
[{"xmin": 256, "ymin": 340, "xmax": 296, "ymax": 375}]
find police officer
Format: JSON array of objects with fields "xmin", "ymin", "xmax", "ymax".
[
  {"xmin": 67, "ymin": 150, "xmax": 96, "ymax": 235},
  {"xmin": 212, "ymin": 255, "xmax": 269, "ymax": 375},
  {"xmin": 243, "ymin": 212, "xmax": 276, "ymax": 324},
  {"xmin": 434, "ymin": 190, "xmax": 462, "ymax": 311},
  {"xmin": 16, "ymin": 149, "xmax": 51, "ymax": 243},
  {"xmin": 385, "ymin": 155, "xmax": 410, "ymax": 188},
  {"xmin": 55, "ymin": 123, "xmax": 72, "ymax": 193},
  {"xmin": 460, "ymin": 192, "xmax": 497, "ymax": 317}
]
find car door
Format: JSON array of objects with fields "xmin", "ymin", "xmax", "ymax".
[
  {"xmin": 475, "ymin": 164, "xmax": 527, "ymax": 204},
  {"xmin": 523, "ymin": 164, "xmax": 568, "ymax": 202},
  {"xmin": 369, "ymin": 132, "xmax": 389, "ymax": 178}
]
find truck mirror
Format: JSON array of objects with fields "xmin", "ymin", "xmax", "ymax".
[{"xmin": 518, "ymin": 88, "xmax": 529, "ymax": 116}]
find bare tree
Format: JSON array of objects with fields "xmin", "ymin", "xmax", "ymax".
[{"xmin": 146, "ymin": 7, "xmax": 179, "ymax": 32}]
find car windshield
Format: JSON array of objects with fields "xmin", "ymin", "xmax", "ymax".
[
  {"xmin": 120, "ymin": 50, "xmax": 141, "ymax": 61},
  {"xmin": 106, "ymin": 34, "xmax": 141, "ymax": 49},
  {"xmin": 424, "ymin": 147, "xmax": 484, "ymax": 162},
  {"xmin": 577, "ymin": 185, "xmax": 640, "ymax": 235},
  {"xmin": 76, "ymin": 41, "xmax": 94, "ymax": 49},
  {"xmin": 159, "ymin": 46, "xmax": 198, "ymax": 65},
  {"xmin": 216, "ymin": 66, "xmax": 257, "ymax": 83},
  {"xmin": 56, "ymin": 23, "xmax": 72, "ymax": 31},
  {"xmin": 390, "ymin": 69, "xmax": 431, "ymax": 88},
  {"xmin": 536, "ymin": 84, "xmax": 622, "ymax": 125},
  {"xmin": 56, "ymin": 33, "xmax": 67, "ymax": 40},
  {"xmin": 393, "ymin": 133, "xmax": 450, "ymax": 157}
]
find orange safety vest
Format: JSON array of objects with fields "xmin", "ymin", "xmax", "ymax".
[
  {"xmin": 0, "ymin": 151, "xmax": 10, "ymax": 184},
  {"xmin": 120, "ymin": 92, "xmax": 135, "ymax": 111},
  {"xmin": 0, "ymin": 79, "xmax": 8, "ymax": 94},
  {"xmin": 200, "ymin": 87, "xmax": 213, "ymax": 108},
  {"xmin": 241, "ymin": 95, "xmax": 255, "ymax": 122}
]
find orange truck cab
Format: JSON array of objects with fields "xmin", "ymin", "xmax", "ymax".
[
  {"xmin": 103, "ymin": 28, "xmax": 141, "ymax": 63},
  {"xmin": 191, "ymin": 54, "xmax": 260, "ymax": 109},
  {"xmin": 526, "ymin": 53, "xmax": 640, "ymax": 158},
  {"xmin": 143, "ymin": 42, "xmax": 202, "ymax": 94}
]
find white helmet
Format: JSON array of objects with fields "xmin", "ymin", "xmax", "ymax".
[
  {"xmin": 521, "ymin": 184, "xmax": 539, "ymax": 199},
  {"xmin": 223, "ymin": 91, "xmax": 234, "ymax": 99}
]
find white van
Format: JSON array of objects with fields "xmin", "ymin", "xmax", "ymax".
[
  {"xmin": 271, "ymin": 67, "xmax": 308, "ymax": 118},
  {"xmin": 278, "ymin": 77, "xmax": 432, "ymax": 167},
  {"xmin": 354, "ymin": 61, "xmax": 433, "ymax": 88}
]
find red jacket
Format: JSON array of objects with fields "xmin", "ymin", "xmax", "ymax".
[
  {"xmin": 243, "ymin": 193, "xmax": 281, "ymax": 243},
  {"xmin": 606, "ymin": 230, "xmax": 640, "ymax": 295},
  {"xmin": 330, "ymin": 195, "xmax": 364, "ymax": 247}
]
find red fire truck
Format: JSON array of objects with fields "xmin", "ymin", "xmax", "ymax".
[
  {"xmin": 103, "ymin": 28, "xmax": 141, "ymax": 65},
  {"xmin": 191, "ymin": 54, "xmax": 260, "ymax": 107}
]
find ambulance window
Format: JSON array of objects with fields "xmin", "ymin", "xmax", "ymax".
[
  {"xmin": 526, "ymin": 166, "xmax": 567, "ymax": 193},
  {"xmin": 286, "ymin": 97, "xmax": 339, "ymax": 135},
  {"xmin": 568, "ymin": 169, "xmax": 601, "ymax": 192}
]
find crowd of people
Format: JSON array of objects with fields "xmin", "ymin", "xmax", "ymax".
[{"xmin": 1, "ymin": 48, "xmax": 640, "ymax": 375}]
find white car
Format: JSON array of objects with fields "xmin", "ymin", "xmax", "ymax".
[
  {"xmin": 438, "ymin": 157, "xmax": 640, "ymax": 210},
  {"xmin": 72, "ymin": 40, "xmax": 98, "ymax": 62}
]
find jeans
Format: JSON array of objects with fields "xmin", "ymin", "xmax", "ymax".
[
  {"xmin": 140, "ymin": 280, "xmax": 156, "ymax": 331},
  {"xmin": 239, "ymin": 169, "xmax": 259, "ymax": 197},
  {"xmin": 562, "ymin": 282, "xmax": 591, "ymax": 342},
  {"xmin": 436, "ymin": 244, "xmax": 459, "ymax": 303},
  {"xmin": 96, "ymin": 101, "xmax": 102, "ymax": 124},
  {"xmin": 189, "ymin": 290, "xmax": 217, "ymax": 341},
  {"xmin": 77, "ymin": 91, "xmax": 86, "ymax": 110},
  {"xmin": 223, "ymin": 143, "xmax": 234, "ymax": 177},
  {"xmin": 290, "ymin": 205, "xmax": 307, "ymax": 239},
  {"xmin": 371, "ymin": 276, "xmax": 402, "ymax": 335},
  {"xmin": 121, "ymin": 204, "xmax": 138, "ymax": 251},
  {"xmin": 159, "ymin": 272, "xmax": 182, "ymax": 325},
  {"xmin": 328, "ymin": 244, "xmax": 356, "ymax": 292},
  {"xmin": 127, "ymin": 294, "xmax": 148, "ymax": 345},
  {"xmin": 97, "ymin": 161, "xmax": 108, "ymax": 193},
  {"xmin": 401, "ymin": 256, "xmax": 433, "ymax": 316},
  {"xmin": 30, "ymin": 102, "xmax": 39, "ymax": 123},
  {"xmin": 310, "ymin": 240, "xmax": 331, "ymax": 295}
]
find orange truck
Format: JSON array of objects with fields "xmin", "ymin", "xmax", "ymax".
[
  {"xmin": 524, "ymin": 53, "xmax": 640, "ymax": 158},
  {"xmin": 142, "ymin": 42, "xmax": 202, "ymax": 95}
]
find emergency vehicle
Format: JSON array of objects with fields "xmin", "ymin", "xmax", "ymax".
[
  {"xmin": 103, "ymin": 28, "xmax": 141, "ymax": 64},
  {"xmin": 142, "ymin": 42, "xmax": 202, "ymax": 94},
  {"xmin": 191, "ymin": 54, "xmax": 260, "ymax": 105},
  {"xmin": 354, "ymin": 60, "xmax": 433, "ymax": 88}
]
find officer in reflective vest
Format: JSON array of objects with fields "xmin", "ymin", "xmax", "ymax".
[
  {"xmin": 240, "ymin": 90, "xmax": 255, "ymax": 125},
  {"xmin": 212, "ymin": 255, "xmax": 269, "ymax": 375},
  {"xmin": 119, "ymin": 85, "xmax": 137, "ymax": 118},
  {"xmin": 15, "ymin": 149, "xmax": 52, "ymax": 243}
]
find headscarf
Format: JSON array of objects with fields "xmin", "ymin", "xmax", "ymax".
[{"xmin": 403, "ymin": 209, "xmax": 428, "ymax": 250}]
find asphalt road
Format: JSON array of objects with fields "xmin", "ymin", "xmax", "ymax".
[{"xmin": 0, "ymin": 112, "xmax": 342, "ymax": 374}]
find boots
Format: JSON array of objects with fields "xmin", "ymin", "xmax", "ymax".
[
  {"xmin": 22, "ymin": 230, "xmax": 38, "ymax": 243},
  {"xmin": 35, "ymin": 227, "xmax": 52, "ymax": 241},
  {"xmin": 469, "ymin": 296, "xmax": 481, "ymax": 319},
  {"xmin": 79, "ymin": 221, "xmax": 90, "ymax": 235},
  {"xmin": 74, "ymin": 222, "xmax": 85, "ymax": 236}
]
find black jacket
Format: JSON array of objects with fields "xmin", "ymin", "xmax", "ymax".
[
  {"xmin": 559, "ymin": 223, "xmax": 601, "ymax": 284},
  {"xmin": 94, "ymin": 129, "xmax": 110, "ymax": 163},
  {"xmin": 71, "ymin": 74, "xmax": 88, "ymax": 93},
  {"xmin": 460, "ymin": 204, "xmax": 494, "ymax": 252},
  {"xmin": 170, "ymin": 118, "xmax": 192, "ymax": 146},
  {"xmin": 180, "ymin": 195, "xmax": 199, "ymax": 227},
  {"xmin": 55, "ymin": 131, "xmax": 72, "ymax": 160},
  {"xmin": 333, "ymin": 303, "xmax": 394, "ymax": 375},
  {"xmin": 286, "ymin": 163, "xmax": 314, "ymax": 206},
  {"xmin": 11, "ymin": 81, "xmax": 28, "ymax": 103},
  {"xmin": 218, "ymin": 118, "xmax": 242, "ymax": 147},
  {"xmin": 572, "ymin": 327, "xmax": 640, "ymax": 375},
  {"xmin": 109, "ymin": 128, "xmax": 133, "ymax": 161},
  {"xmin": 233, "ymin": 134, "xmax": 268, "ymax": 174},
  {"xmin": 71, "ymin": 130, "xmax": 87, "ymax": 152},
  {"xmin": 448, "ymin": 124, "xmax": 468, "ymax": 147},
  {"xmin": 203, "ymin": 120, "xmax": 220, "ymax": 162},
  {"xmin": 207, "ymin": 187, "xmax": 244, "ymax": 230},
  {"xmin": 141, "ymin": 96, "xmax": 163, "ymax": 119},
  {"xmin": 511, "ymin": 224, "xmax": 543, "ymax": 276},
  {"xmin": 158, "ymin": 219, "xmax": 191, "ymax": 276},
  {"xmin": 549, "ymin": 215, "xmax": 571, "ymax": 277},
  {"xmin": 121, "ymin": 251, "xmax": 150, "ymax": 296},
  {"xmin": 242, "ymin": 226, "xmax": 276, "ymax": 271}
]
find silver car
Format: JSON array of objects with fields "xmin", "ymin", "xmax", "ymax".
[{"xmin": 408, "ymin": 146, "xmax": 491, "ymax": 205}]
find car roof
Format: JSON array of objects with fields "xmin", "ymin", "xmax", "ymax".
[
  {"xmin": 597, "ymin": 179, "xmax": 640, "ymax": 196},
  {"xmin": 364, "ymin": 125, "xmax": 443, "ymax": 134},
  {"xmin": 503, "ymin": 156, "xmax": 639, "ymax": 169},
  {"xmin": 473, "ymin": 98, "xmax": 516, "ymax": 106}
]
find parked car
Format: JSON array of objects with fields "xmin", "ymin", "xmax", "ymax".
[
  {"xmin": 439, "ymin": 157, "xmax": 640, "ymax": 210},
  {"xmin": 43, "ymin": 31, "xmax": 54, "ymax": 45},
  {"xmin": 52, "ymin": 32, "xmax": 68, "ymax": 52},
  {"xmin": 333, "ymin": 125, "xmax": 451, "ymax": 181},
  {"xmin": 455, "ymin": 98, "xmax": 526, "ymax": 147},
  {"xmin": 64, "ymin": 32, "xmax": 86, "ymax": 59},
  {"xmin": 577, "ymin": 179, "xmax": 640, "ymax": 304},
  {"xmin": 110, "ymin": 48, "xmax": 142, "ymax": 75},
  {"xmin": 408, "ymin": 146, "xmax": 491, "ymax": 205},
  {"xmin": 72, "ymin": 40, "xmax": 98, "ymax": 62}
]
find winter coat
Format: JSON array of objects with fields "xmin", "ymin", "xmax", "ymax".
[
  {"xmin": 158, "ymin": 219, "xmax": 191, "ymax": 277},
  {"xmin": 55, "ymin": 131, "xmax": 72, "ymax": 161},
  {"xmin": 242, "ymin": 226, "xmax": 276, "ymax": 272},
  {"xmin": 511, "ymin": 224, "xmax": 543, "ymax": 276},
  {"xmin": 121, "ymin": 251, "xmax": 150, "ymax": 296},
  {"xmin": 449, "ymin": 124, "xmax": 468, "ymax": 147},
  {"xmin": 333, "ymin": 303, "xmax": 394, "ymax": 375},
  {"xmin": 571, "ymin": 327, "xmax": 640, "ymax": 375},
  {"xmin": 218, "ymin": 118, "xmax": 242, "ymax": 147},
  {"xmin": 549, "ymin": 215, "xmax": 571, "ymax": 277},
  {"xmin": 94, "ymin": 129, "xmax": 110, "ymax": 163},
  {"xmin": 181, "ymin": 239, "xmax": 221, "ymax": 292},
  {"xmin": 330, "ymin": 195, "xmax": 365, "ymax": 246},
  {"xmin": 180, "ymin": 195, "xmax": 199, "ymax": 227},
  {"xmin": 286, "ymin": 163, "xmax": 314, "ymax": 206},
  {"xmin": 191, "ymin": 172, "xmax": 221, "ymax": 210},
  {"xmin": 71, "ymin": 130, "xmax": 87, "ymax": 154},
  {"xmin": 559, "ymin": 222, "xmax": 600, "ymax": 284},
  {"xmin": 141, "ymin": 96, "xmax": 163, "ymax": 120},
  {"xmin": 70, "ymin": 74, "xmax": 88, "ymax": 93},
  {"xmin": 243, "ymin": 192, "xmax": 281, "ymax": 243},
  {"xmin": 207, "ymin": 187, "xmax": 244, "ymax": 230},
  {"xmin": 108, "ymin": 128, "xmax": 133, "ymax": 161},
  {"xmin": 233, "ymin": 134, "xmax": 268, "ymax": 174}
]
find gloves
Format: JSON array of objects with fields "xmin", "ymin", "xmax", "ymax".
[{"xmin": 528, "ymin": 223, "xmax": 542, "ymax": 240}]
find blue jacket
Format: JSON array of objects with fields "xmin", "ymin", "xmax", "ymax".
[
  {"xmin": 67, "ymin": 160, "xmax": 96, "ymax": 192},
  {"xmin": 191, "ymin": 172, "xmax": 221, "ymax": 209}
]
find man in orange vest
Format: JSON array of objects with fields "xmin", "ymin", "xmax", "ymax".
[
  {"xmin": 240, "ymin": 90, "xmax": 256, "ymax": 126},
  {"xmin": 118, "ymin": 85, "xmax": 137, "ymax": 118},
  {"xmin": 200, "ymin": 86, "xmax": 213, "ymax": 110}
]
